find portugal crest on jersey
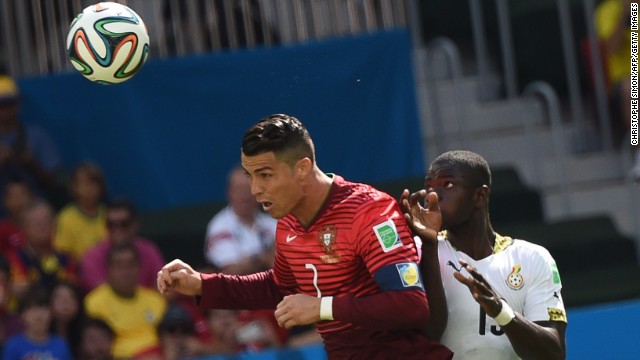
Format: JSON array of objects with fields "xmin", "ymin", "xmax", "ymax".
[{"xmin": 318, "ymin": 225, "xmax": 341, "ymax": 264}]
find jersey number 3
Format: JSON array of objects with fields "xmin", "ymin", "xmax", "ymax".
[{"xmin": 305, "ymin": 264, "xmax": 321, "ymax": 298}]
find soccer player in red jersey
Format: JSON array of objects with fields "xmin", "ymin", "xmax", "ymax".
[{"xmin": 158, "ymin": 114, "xmax": 452, "ymax": 359}]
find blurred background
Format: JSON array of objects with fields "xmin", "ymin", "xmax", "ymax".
[{"xmin": 0, "ymin": 0, "xmax": 638, "ymax": 359}]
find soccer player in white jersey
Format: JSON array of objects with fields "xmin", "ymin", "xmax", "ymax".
[{"xmin": 400, "ymin": 150, "xmax": 567, "ymax": 360}]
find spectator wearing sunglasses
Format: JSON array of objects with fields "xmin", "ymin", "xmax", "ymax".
[{"xmin": 79, "ymin": 197, "xmax": 164, "ymax": 293}]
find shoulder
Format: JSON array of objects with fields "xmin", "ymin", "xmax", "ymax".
[
  {"xmin": 56, "ymin": 204, "xmax": 77, "ymax": 218},
  {"xmin": 335, "ymin": 177, "xmax": 397, "ymax": 213},
  {"xmin": 83, "ymin": 240, "xmax": 109, "ymax": 257},
  {"xmin": 509, "ymin": 239, "xmax": 554, "ymax": 260},
  {"xmin": 506, "ymin": 239, "xmax": 558, "ymax": 273},
  {"xmin": 84, "ymin": 286, "xmax": 105, "ymax": 306},
  {"xmin": 206, "ymin": 207, "xmax": 236, "ymax": 231},
  {"xmin": 48, "ymin": 334, "xmax": 67, "ymax": 345},
  {"xmin": 256, "ymin": 211, "xmax": 277, "ymax": 227},
  {"xmin": 3, "ymin": 333, "xmax": 27, "ymax": 347},
  {"xmin": 138, "ymin": 286, "xmax": 166, "ymax": 302}
]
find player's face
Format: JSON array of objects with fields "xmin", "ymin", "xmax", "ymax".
[
  {"xmin": 425, "ymin": 164, "xmax": 477, "ymax": 230},
  {"xmin": 241, "ymin": 151, "xmax": 304, "ymax": 219}
]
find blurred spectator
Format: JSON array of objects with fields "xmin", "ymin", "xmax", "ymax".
[
  {"xmin": 49, "ymin": 282, "xmax": 84, "ymax": 354},
  {"xmin": 0, "ymin": 255, "xmax": 19, "ymax": 348},
  {"xmin": 206, "ymin": 308, "xmax": 285, "ymax": 354},
  {"xmin": 285, "ymin": 325, "xmax": 324, "ymax": 349},
  {"xmin": 0, "ymin": 75, "xmax": 65, "ymax": 210},
  {"xmin": 1, "ymin": 285, "xmax": 72, "ymax": 360},
  {"xmin": 204, "ymin": 166, "xmax": 276, "ymax": 274},
  {"xmin": 0, "ymin": 178, "xmax": 33, "ymax": 257},
  {"xmin": 595, "ymin": 1, "xmax": 634, "ymax": 173},
  {"xmin": 84, "ymin": 242, "xmax": 166, "ymax": 360},
  {"xmin": 76, "ymin": 317, "xmax": 115, "ymax": 360},
  {"xmin": 158, "ymin": 303, "xmax": 213, "ymax": 360},
  {"xmin": 54, "ymin": 162, "xmax": 107, "ymax": 260},
  {"xmin": 80, "ymin": 197, "xmax": 164, "ymax": 292},
  {"xmin": 5, "ymin": 200, "xmax": 76, "ymax": 301}
]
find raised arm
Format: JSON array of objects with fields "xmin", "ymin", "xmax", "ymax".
[
  {"xmin": 400, "ymin": 189, "xmax": 448, "ymax": 340},
  {"xmin": 454, "ymin": 260, "xmax": 566, "ymax": 360},
  {"xmin": 157, "ymin": 259, "xmax": 288, "ymax": 309}
]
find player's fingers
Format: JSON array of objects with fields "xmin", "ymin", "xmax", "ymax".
[
  {"xmin": 453, "ymin": 271, "xmax": 475, "ymax": 289},
  {"xmin": 409, "ymin": 189, "xmax": 427, "ymax": 207},
  {"xmin": 425, "ymin": 192, "xmax": 439, "ymax": 212},
  {"xmin": 459, "ymin": 260, "xmax": 487, "ymax": 282},
  {"xmin": 399, "ymin": 189, "xmax": 410, "ymax": 205},
  {"xmin": 275, "ymin": 311, "xmax": 290, "ymax": 328},
  {"xmin": 159, "ymin": 268, "xmax": 173, "ymax": 287},
  {"xmin": 400, "ymin": 197, "xmax": 411, "ymax": 214}
]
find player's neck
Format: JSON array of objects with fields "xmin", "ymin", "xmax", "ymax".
[
  {"xmin": 447, "ymin": 216, "xmax": 495, "ymax": 260},
  {"xmin": 293, "ymin": 170, "xmax": 333, "ymax": 226}
]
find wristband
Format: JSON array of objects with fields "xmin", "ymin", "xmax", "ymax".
[
  {"xmin": 319, "ymin": 296, "xmax": 334, "ymax": 321},
  {"xmin": 493, "ymin": 299, "xmax": 515, "ymax": 326}
]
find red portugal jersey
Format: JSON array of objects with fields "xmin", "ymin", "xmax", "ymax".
[
  {"xmin": 200, "ymin": 174, "xmax": 453, "ymax": 359},
  {"xmin": 274, "ymin": 175, "xmax": 433, "ymax": 352}
]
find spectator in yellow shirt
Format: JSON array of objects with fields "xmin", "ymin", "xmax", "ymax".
[
  {"xmin": 54, "ymin": 162, "xmax": 107, "ymax": 260},
  {"xmin": 84, "ymin": 242, "xmax": 166, "ymax": 360}
]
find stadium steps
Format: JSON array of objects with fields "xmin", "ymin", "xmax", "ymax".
[
  {"xmin": 543, "ymin": 179, "xmax": 638, "ymax": 242},
  {"xmin": 415, "ymin": 68, "xmax": 640, "ymax": 306}
]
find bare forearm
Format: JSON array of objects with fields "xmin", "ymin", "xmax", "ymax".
[
  {"xmin": 420, "ymin": 243, "xmax": 447, "ymax": 340},
  {"xmin": 503, "ymin": 317, "xmax": 566, "ymax": 360}
]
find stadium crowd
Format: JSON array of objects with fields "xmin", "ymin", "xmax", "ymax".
[{"xmin": 0, "ymin": 76, "xmax": 323, "ymax": 360}]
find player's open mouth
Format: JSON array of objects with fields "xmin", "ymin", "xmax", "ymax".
[{"xmin": 262, "ymin": 202, "xmax": 273, "ymax": 211}]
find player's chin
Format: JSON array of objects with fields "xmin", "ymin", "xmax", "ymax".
[{"xmin": 262, "ymin": 202, "xmax": 284, "ymax": 219}]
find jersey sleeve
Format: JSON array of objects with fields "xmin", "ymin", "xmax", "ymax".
[
  {"xmin": 522, "ymin": 246, "xmax": 567, "ymax": 323},
  {"xmin": 199, "ymin": 270, "xmax": 288, "ymax": 310},
  {"xmin": 354, "ymin": 195, "xmax": 423, "ymax": 291}
]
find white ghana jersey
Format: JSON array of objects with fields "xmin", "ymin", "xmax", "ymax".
[{"xmin": 437, "ymin": 233, "xmax": 566, "ymax": 360}]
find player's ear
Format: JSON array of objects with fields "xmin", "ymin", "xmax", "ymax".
[
  {"xmin": 474, "ymin": 185, "xmax": 490, "ymax": 208},
  {"xmin": 295, "ymin": 157, "xmax": 312, "ymax": 179}
]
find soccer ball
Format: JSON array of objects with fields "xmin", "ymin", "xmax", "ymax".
[{"xmin": 66, "ymin": 2, "xmax": 150, "ymax": 84}]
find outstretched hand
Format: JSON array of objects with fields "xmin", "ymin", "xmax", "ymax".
[
  {"xmin": 453, "ymin": 259, "xmax": 502, "ymax": 317},
  {"xmin": 157, "ymin": 259, "xmax": 203, "ymax": 296},
  {"xmin": 399, "ymin": 189, "xmax": 442, "ymax": 244}
]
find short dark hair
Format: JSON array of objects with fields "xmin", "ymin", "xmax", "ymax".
[
  {"xmin": 107, "ymin": 241, "xmax": 140, "ymax": 266},
  {"xmin": 107, "ymin": 196, "xmax": 137, "ymax": 219},
  {"xmin": 71, "ymin": 161, "xmax": 106, "ymax": 197},
  {"xmin": 430, "ymin": 150, "xmax": 492, "ymax": 189},
  {"xmin": 80, "ymin": 317, "xmax": 115, "ymax": 339},
  {"xmin": 19, "ymin": 285, "xmax": 51, "ymax": 313},
  {"xmin": 241, "ymin": 114, "xmax": 315, "ymax": 166}
]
